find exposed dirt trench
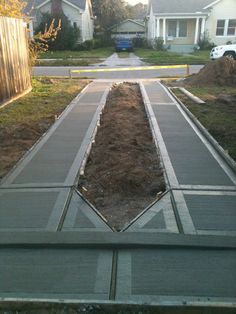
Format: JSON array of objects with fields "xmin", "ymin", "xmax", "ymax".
[{"xmin": 78, "ymin": 82, "xmax": 165, "ymax": 231}]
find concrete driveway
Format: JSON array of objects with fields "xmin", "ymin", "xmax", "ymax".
[{"xmin": 95, "ymin": 52, "xmax": 146, "ymax": 67}]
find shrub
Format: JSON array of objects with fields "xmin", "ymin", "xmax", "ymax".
[
  {"xmin": 198, "ymin": 31, "xmax": 215, "ymax": 50},
  {"xmin": 133, "ymin": 37, "xmax": 147, "ymax": 48},
  {"xmin": 36, "ymin": 12, "xmax": 80, "ymax": 50},
  {"xmin": 153, "ymin": 37, "xmax": 165, "ymax": 51}
]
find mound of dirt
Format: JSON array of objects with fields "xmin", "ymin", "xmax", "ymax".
[
  {"xmin": 185, "ymin": 57, "xmax": 236, "ymax": 86},
  {"xmin": 78, "ymin": 83, "xmax": 165, "ymax": 231}
]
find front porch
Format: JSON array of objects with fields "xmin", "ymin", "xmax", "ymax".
[{"xmin": 152, "ymin": 16, "xmax": 207, "ymax": 52}]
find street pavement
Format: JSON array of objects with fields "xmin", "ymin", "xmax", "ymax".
[{"xmin": 33, "ymin": 52, "xmax": 203, "ymax": 78}]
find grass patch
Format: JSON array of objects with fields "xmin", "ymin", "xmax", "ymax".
[
  {"xmin": 0, "ymin": 77, "xmax": 89, "ymax": 127},
  {"xmin": 172, "ymin": 86, "xmax": 236, "ymax": 160},
  {"xmin": 135, "ymin": 48, "xmax": 210, "ymax": 65},
  {"xmin": 36, "ymin": 59, "xmax": 100, "ymax": 66},
  {"xmin": 41, "ymin": 47, "xmax": 114, "ymax": 59},
  {"xmin": 117, "ymin": 51, "xmax": 130, "ymax": 58}
]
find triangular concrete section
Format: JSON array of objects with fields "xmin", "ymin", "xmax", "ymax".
[
  {"xmin": 62, "ymin": 191, "xmax": 112, "ymax": 232},
  {"xmin": 125, "ymin": 192, "xmax": 179, "ymax": 233}
]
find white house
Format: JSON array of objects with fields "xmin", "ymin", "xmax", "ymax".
[
  {"xmin": 147, "ymin": 0, "xmax": 236, "ymax": 52},
  {"xmin": 110, "ymin": 19, "xmax": 146, "ymax": 40},
  {"xmin": 25, "ymin": 0, "xmax": 94, "ymax": 42}
]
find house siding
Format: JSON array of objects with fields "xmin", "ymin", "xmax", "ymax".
[
  {"xmin": 147, "ymin": 0, "xmax": 236, "ymax": 51},
  {"xmin": 206, "ymin": 0, "xmax": 236, "ymax": 45},
  {"xmin": 81, "ymin": 0, "xmax": 93, "ymax": 41},
  {"xmin": 111, "ymin": 20, "xmax": 145, "ymax": 39},
  {"xmin": 62, "ymin": 2, "xmax": 82, "ymax": 31},
  {"xmin": 31, "ymin": 0, "xmax": 93, "ymax": 42}
]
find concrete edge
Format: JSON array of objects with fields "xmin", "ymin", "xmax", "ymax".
[
  {"xmin": 168, "ymin": 86, "xmax": 236, "ymax": 174},
  {"xmin": 177, "ymin": 87, "xmax": 205, "ymax": 104},
  {"xmin": 139, "ymin": 82, "xmax": 171, "ymax": 189},
  {"xmin": 0, "ymin": 232, "xmax": 235, "ymax": 249},
  {"xmin": 0, "ymin": 299, "xmax": 235, "ymax": 312},
  {"xmin": 121, "ymin": 191, "xmax": 170, "ymax": 232}
]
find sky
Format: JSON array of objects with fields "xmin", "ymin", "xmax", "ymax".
[{"xmin": 126, "ymin": 0, "xmax": 148, "ymax": 5}]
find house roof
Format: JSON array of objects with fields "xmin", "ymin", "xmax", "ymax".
[
  {"xmin": 148, "ymin": 0, "xmax": 221, "ymax": 14},
  {"xmin": 110, "ymin": 19, "xmax": 145, "ymax": 31},
  {"xmin": 24, "ymin": 0, "xmax": 87, "ymax": 16}
]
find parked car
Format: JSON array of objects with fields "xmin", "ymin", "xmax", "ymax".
[
  {"xmin": 210, "ymin": 44, "xmax": 236, "ymax": 60},
  {"xmin": 115, "ymin": 38, "xmax": 133, "ymax": 52}
]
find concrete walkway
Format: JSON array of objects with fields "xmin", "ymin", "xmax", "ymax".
[
  {"xmin": 0, "ymin": 79, "xmax": 235, "ymax": 308},
  {"xmin": 96, "ymin": 52, "xmax": 145, "ymax": 67}
]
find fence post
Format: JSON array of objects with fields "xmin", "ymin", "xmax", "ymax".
[{"xmin": 186, "ymin": 64, "xmax": 190, "ymax": 76}]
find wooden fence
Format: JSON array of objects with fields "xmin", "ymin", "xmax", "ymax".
[{"xmin": 0, "ymin": 16, "xmax": 31, "ymax": 106}]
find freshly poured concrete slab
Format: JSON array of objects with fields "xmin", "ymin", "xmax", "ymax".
[
  {"xmin": 79, "ymin": 82, "xmax": 110, "ymax": 103},
  {"xmin": 0, "ymin": 188, "xmax": 70, "ymax": 231},
  {"xmin": 1, "ymin": 82, "xmax": 110, "ymax": 188},
  {"xmin": 126, "ymin": 193, "xmax": 178, "ymax": 233},
  {"xmin": 116, "ymin": 248, "xmax": 236, "ymax": 302},
  {"xmin": 62, "ymin": 192, "xmax": 112, "ymax": 231},
  {"xmin": 8, "ymin": 106, "xmax": 98, "ymax": 186},
  {"xmin": 143, "ymin": 81, "xmax": 175, "ymax": 104},
  {"xmin": 0, "ymin": 248, "xmax": 112, "ymax": 299},
  {"xmin": 152, "ymin": 105, "xmax": 234, "ymax": 186},
  {"xmin": 184, "ymin": 192, "xmax": 236, "ymax": 232}
]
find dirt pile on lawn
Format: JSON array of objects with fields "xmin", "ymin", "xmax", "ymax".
[
  {"xmin": 78, "ymin": 83, "xmax": 165, "ymax": 231},
  {"xmin": 185, "ymin": 57, "xmax": 236, "ymax": 86}
]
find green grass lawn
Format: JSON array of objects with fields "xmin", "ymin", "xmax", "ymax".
[
  {"xmin": 41, "ymin": 47, "xmax": 114, "ymax": 59},
  {"xmin": 0, "ymin": 78, "xmax": 89, "ymax": 127},
  {"xmin": 117, "ymin": 51, "xmax": 130, "ymax": 58},
  {"xmin": 172, "ymin": 86, "xmax": 236, "ymax": 160},
  {"xmin": 135, "ymin": 48, "xmax": 210, "ymax": 65}
]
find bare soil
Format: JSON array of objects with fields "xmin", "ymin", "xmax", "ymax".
[
  {"xmin": 184, "ymin": 57, "xmax": 236, "ymax": 86},
  {"xmin": 0, "ymin": 121, "xmax": 52, "ymax": 179},
  {"xmin": 78, "ymin": 83, "xmax": 165, "ymax": 231}
]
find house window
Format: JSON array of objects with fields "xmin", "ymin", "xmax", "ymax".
[
  {"xmin": 179, "ymin": 20, "xmax": 187, "ymax": 37},
  {"xmin": 216, "ymin": 19, "xmax": 236, "ymax": 36},
  {"xmin": 216, "ymin": 20, "xmax": 225, "ymax": 35},
  {"xmin": 168, "ymin": 20, "xmax": 187, "ymax": 38},
  {"xmin": 168, "ymin": 20, "xmax": 177, "ymax": 37},
  {"xmin": 227, "ymin": 19, "xmax": 236, "ymax": 35}
]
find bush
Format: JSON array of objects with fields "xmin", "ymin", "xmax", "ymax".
[
  {"xmin": 133, "ymin": 37, "xmax": 147, "ymax": 48},
  {"xmin": 153, "ymin": 37, "xmax": 165, "ymax": 51},
  {"xmin": 198, "ymin": 31, "xmax": 215, "ymax": 50},
  {"xmin": 36, "ymin": 12, "xmax": 80, "ymax": 51}
]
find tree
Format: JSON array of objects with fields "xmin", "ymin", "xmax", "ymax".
[
  {"xmin": 0, "ymin": 0, "xmax": 61, "ymax": 64},
  {"xmin": 93, "ymin": 0, "xmax": 129, "ymax": 31},
  {"xmin": 126, "ymin": 3, "xmax": 147, "ymax": 20},
  {"xmin": 0, "ymin": 0, "xmax": 26, "ymax": 18},
  {"xmin": 36, "ymin": 12, "xmax": 80, "ymax": 51}
]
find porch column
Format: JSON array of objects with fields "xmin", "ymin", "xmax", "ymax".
[
  {"xmin": 152, "ymin": 18, "xmax": 156, "ymax": 38},
  {"xmin": 156, "ymin": 18, "xmax": 160, "ymax": 37},
  {"xmin": 194, "ymin": 17, "xmax": 200, "ymax": 44},
  {"xmin": 200, "ymin": 17, "xmax": 206, "ymax": 38},
  {"xmin": 163, "ymin": 18, "xmax": 166, "ymax": 44}
]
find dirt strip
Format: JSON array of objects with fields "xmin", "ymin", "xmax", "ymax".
[{"xmin": 78, "ymin": 82, "xmax": 165, "ymax": 230}]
